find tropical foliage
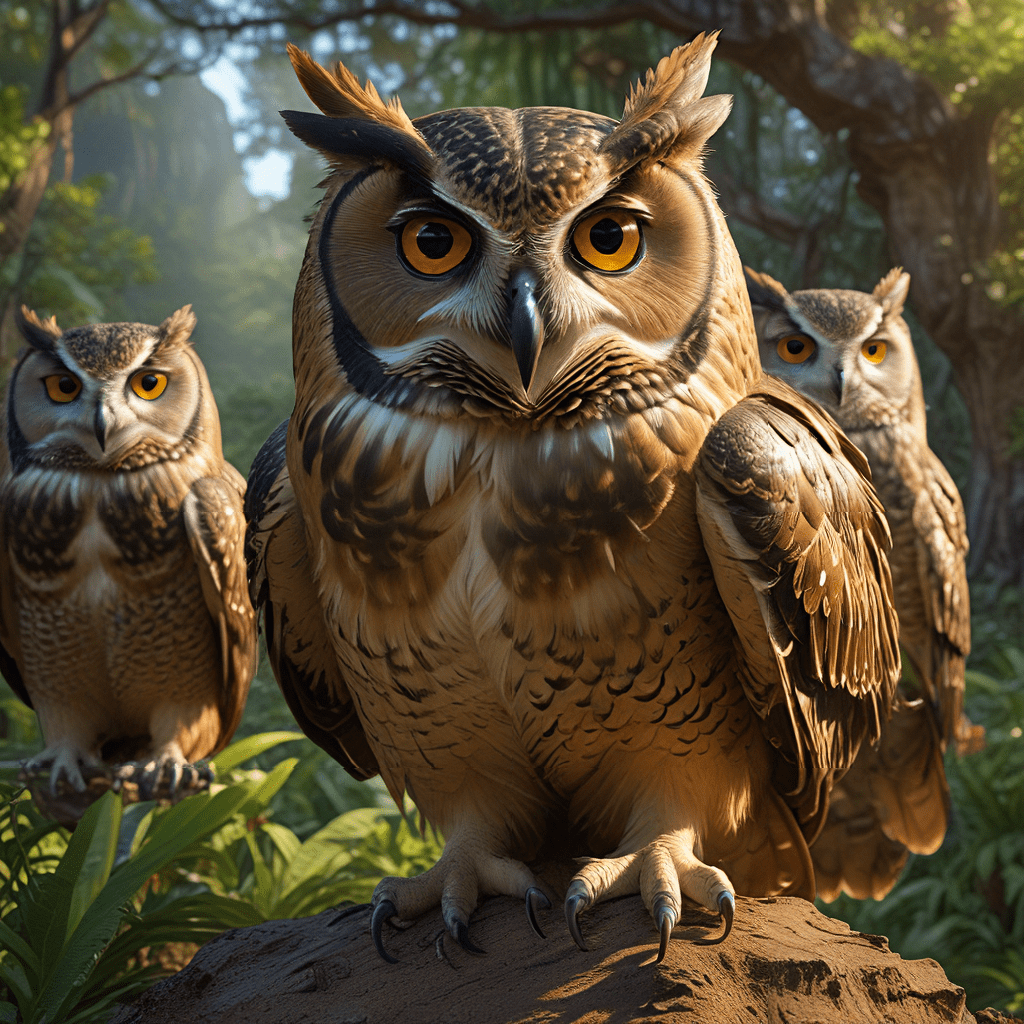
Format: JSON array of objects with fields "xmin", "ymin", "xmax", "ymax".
[
  {"xmin": 826, "ymin": 644, "xmax": 1024, "ymax": 1012},
  {"xmin": 0, "ymin": 727, "xmax": 440, "ymax": 1024},
  {"xmin": 0, "ymin": 1, "xmax": 1022, "ymax": 1018}
]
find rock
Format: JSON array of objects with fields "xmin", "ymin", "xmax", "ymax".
[{"xmin": 112, "ymin": 885, "xmax": 980, "ymax": 1024}]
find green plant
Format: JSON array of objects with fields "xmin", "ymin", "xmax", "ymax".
[
  {"xmin": 0, "ymin": 732, "xmax": 298, "ymax": 1024},
  {"xmin": 0, "ymin": 729, "xmax": 446, "ymax": 1022},
  {"xmin": 823, "ymin": 640, "xmax": 1024, "ymax": 1012}
]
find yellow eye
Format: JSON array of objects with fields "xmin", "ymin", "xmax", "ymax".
[
  {"xmin": 44, "ymin": 374, "xmax": 81, "ymax": 403},
  {"xmin": 400, "ymin": 216, "xmax": 473, "ymax": 275},
  {"xmin": 776, "ymin": 334, "xmax": 816, "ymax": 364},
  {"xmin": 130, "ymin": 371, "xmax": 168, "ymax": 400},
  {"xmin": 571, "ymin": 210, "xmax": 642, "ymax": 272},
  {"xmin": 861, "ymin": 339, "xmax": 887, "ymax": 364}
]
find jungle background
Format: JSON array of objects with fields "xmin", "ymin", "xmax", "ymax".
[{"xmin": 0, "ymin": 2, "xmax": 1022, "ymax": 1021}]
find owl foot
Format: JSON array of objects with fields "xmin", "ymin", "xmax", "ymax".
[
  {"xmin": 367, "ymin": 840, "xmax": 541, "ymax": 962},
  {"xmin": 564, "ymin": 835, "xmax": 736, "ymax": 960},
  {"xmin": 22, "ymin": 745, "xmax": 105, "ymax": 795},
  {"xmin": 113, "ymin": 756, "xmax": 212, "ymax": 802}
]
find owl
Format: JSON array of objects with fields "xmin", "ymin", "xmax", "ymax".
[
  {"xmin": 0, "ymin": 306, "xmax": 257, "ymax": 809},
  {"xmin": 747, "ymin": 266, "xmax": 980, "ymax": 899},
  {"xmin": 246, "ymin": 35, "xmax": 899, "ymax": 963}
]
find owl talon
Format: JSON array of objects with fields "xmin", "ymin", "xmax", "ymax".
[
  {"xmin": 694, "ymin": 890, "xmax": 735, "ymax": 946},
  {"xmin": 370, "ymin": 899, "xmax": 400, "ymax": 963},
  {"xmin": 652, "ymin": 898, "xmax": 677, "ymax": 965},
  {"xmin": 564, "ymin": 881, "xmax": 591, "ymax": 951},
  {"xmin": 450, "ymin": 916, "xmax": 486, "ymax": 956},
  {"xmin": 525, "ymin": 886, "xmax": 550, "ymax": 939}
]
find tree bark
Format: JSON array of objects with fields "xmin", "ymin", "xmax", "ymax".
[{"xmin": 110, "ymin": 887, "xmax": 980, "ymax": 1024}]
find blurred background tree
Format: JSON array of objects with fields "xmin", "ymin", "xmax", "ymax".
[{"xmin": 1, "ymin": 0, "xmax": 1022, "ymax": 1013}]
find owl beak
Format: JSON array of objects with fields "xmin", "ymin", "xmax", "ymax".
[
  {"xmin": 93, "ymin": 403, "xmax": 108, "ymax": 452},
  {"xmin": 505, "ymin": 269, "xmax": 545, "ymax": 395},
  {"xmin": 832, "ymin": 364, "xmax": 845, "ymax": 407}
]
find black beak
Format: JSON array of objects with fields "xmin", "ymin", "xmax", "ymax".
[
  {"xmin": 832, "ymin": 364, "xmax": 845, "ymax": 407},
  {"xmin": 94, "ymin": 403, "xmax": 107, "ymax": 452},
  {"xmin": 505, "ymin": 268, "xmax": 545, "ymax": 394}
]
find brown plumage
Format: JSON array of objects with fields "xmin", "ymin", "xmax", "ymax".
[
  {"xmin": 246, "ymin": 35, "xmax": 899, "ymax": 961},
  {"xmin": 0, "ymin": 306, "xmax": 257, "ymax": 807},
  {"xmin": 747, "ymin": 266, "xmax": 981, "ymax": 901}
]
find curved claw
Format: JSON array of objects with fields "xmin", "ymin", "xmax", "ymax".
[
  {"xmin": 370, "ymin": 899, "xmax": 400, "ymax": 963},
  {"xmin": 694, "ymin": 890, "xmax": 735, "ymax": 946},
  {"xmin": 564, "ymin": 881, "xmax": 591, "ymax": 952},
  {"xmin": 653, "ymin": 900, "xmax": 677, "ymax": 965},
  {"xmin": 525, "ymin": 886, "xmax": 550, "ymax": 939},
  {"xmin": 453, "ymin": 918, "xmax": 487, "ymax": 956}
]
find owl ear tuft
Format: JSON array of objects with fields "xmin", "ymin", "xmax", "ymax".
[
  {"xmin": 16, "ymin": 306, "xmax": 62, "ymax": 353},
  {"xmin": 287, "ymin": 43, "xmax": 417, "ymax": 134},
  {"xmin": 744, "ymin": 267, "xmax": 791, "ymax": 312},
  {"xmin": 155, "ymin": 305, "xmax": 197, "ymax": 351},
  {"xmin": 602, "ymin": 32, "xmax": 732, "ymax": 173},
  {"xmin": 873, "ymin": 268, "xmax": 910, "ymax": 317},
  {"xmin": 282, "ymin": 44, "xmax": 433, "ymax": 181}
]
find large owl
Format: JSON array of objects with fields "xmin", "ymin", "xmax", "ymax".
[
  {"xmin": 747, "ymin": 267, "xmax": 980, "ymax": 899},
  {"xmin": 0, "ymin": 306, "xmax": 257, "ymax": 808},
  {"xmin": 246, "ymin": 35, "xmax": 899, "ymax": 962}
]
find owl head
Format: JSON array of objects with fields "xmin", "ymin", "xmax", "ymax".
[
  {"xmin": 8, "ymin": 306, "xmax": 221, "ymax": 471},
  {"xmin": 746, "ymin": 267, "xmax": 926, "ymax": 434},
  {"xmin": 282, "ymin": 33, "xmax": 757, "ymax": 426}
]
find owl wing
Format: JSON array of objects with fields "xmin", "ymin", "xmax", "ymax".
[
  {"xmin": 694, "ymin": 375, "xmax": 900, "ymax": 840},
  {"xmin": 245, "ymin": 421, "xmax": 378, "ymax": 781},
  {"xmin": 907, "ymin": 446, "xmax": 975, "ymax": 749},
  {"xmin": 181, "ymin": 470, "xmax": 258, "ymax": 752},
  {"xmin": 0, "ymin": 412, "xmax": 28, "ymax": 707}
]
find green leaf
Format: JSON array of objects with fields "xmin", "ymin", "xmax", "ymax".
[
  {"xmin": 0, "ymin": 960, "xmax": 33, "ymax": 1020},
  {"xmin": 243, "ymin": 831, "xmax": 274, "ymax": 918},
  {"xmin": 209, "ymin": 731, "xmax": 304, "ymax": 774},
  {"xmin": 65, "ymin": 792, "xmax": 121, "ymax": 941},
  {"xmin": 260, "ymin": 820, "xmax": 302, "ymax": 865},
  {"xmin": 237, "ymin": 758, "xmax": 298, "ymax": 821},
  {"xmin": 0, "ymin": 915, "xmax": 40, "ymax": 977}
]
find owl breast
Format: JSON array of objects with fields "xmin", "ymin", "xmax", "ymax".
[
  {"xmin": 4, "ymin": 467, "xmax": 219, "ymax": 734},
  {"xmin": 293, "ymin": 388, "xmax": 757, "ymax": 839}
]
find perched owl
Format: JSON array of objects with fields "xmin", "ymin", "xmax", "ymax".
[
  {"xmin": 747, "ymin": 266, "xmax": 981, "ymax": 900},
  {"xmin": 247, "ymin": 35, "xmax": 899, "ymax": 962},
  {"xmin": 0, "ymin": 306, "xmax": 257, "ymax": 809}
]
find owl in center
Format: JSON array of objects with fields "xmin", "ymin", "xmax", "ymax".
[{"xmin": 247, "ymin": 35, "xmax": 900, "ymax": 961}]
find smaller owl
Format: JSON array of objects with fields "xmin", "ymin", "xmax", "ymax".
[
  {"xmin": 746, "ymin": 266, "xmax": 981, "ymax": 899},
  {"xmin": 0, "ymin": 306, "xmax": 257, "ymax": 812}
]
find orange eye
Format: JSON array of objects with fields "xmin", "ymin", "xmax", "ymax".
[
  {"xmin": 44, "ymin": 373, "xmax": 81, "ymax": 403},
  {"xmin": 571, "ymin": 210, "xmax": 642, "ymax": 273},
  {"xmin": 400, "ymin": 216, "xmax": 473, "ymax": 275},
  {"xmin": 130, "ymin": 371, "xmax": 168, "ymax": 400},
  {"xmin": 861, "ymin": 339, "xmax": 887, "ymax": 364},
  {"xmin": 776, "ymin": 334, "xmax": 816, "ymax": 364}
]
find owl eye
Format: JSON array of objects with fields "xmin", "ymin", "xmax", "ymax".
[
  {"xmin": 861, "ymin": 339, "xmax": 887, "ymax": 364},
  {"xmin": 44, "ymin": 374, "xmax": 81, "ymax": 403},
  {"xmin": 571, "ymin": 210, "xmax": 643, "ymax": 273},
  {"xmin": 776, "ymin": 334, "xmax": 816, "ymax": 364},
  {"xmin": 130, "ymin": 370, "xmax": 168, "ymax": 400},
  {"xmin": 399, "ymin": 216, "xmax": 473, "ymax": 276}
]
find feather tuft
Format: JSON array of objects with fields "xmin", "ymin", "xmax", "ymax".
[{"xmin": 287, "ymin": 42, "xmax": 422, "ymax": 140}]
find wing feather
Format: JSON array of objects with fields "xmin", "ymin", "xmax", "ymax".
[
  {"xmin": 910, "ymin": 447, "xmax": 975, "ymax": 749},
  {"xmin": 245, "ymin": 421, "xmax": 378, "ymax": 781},
  {"xmin": 695, "ymin": 375, "xmax": 900, "ymax": 839},
  {"xmin": 0, "ymin": 404, "xmax": 28, "ymax": 707},
  {"xmin": 182, "ymin": 470, "xmax": 258, "ymax": 753}
]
